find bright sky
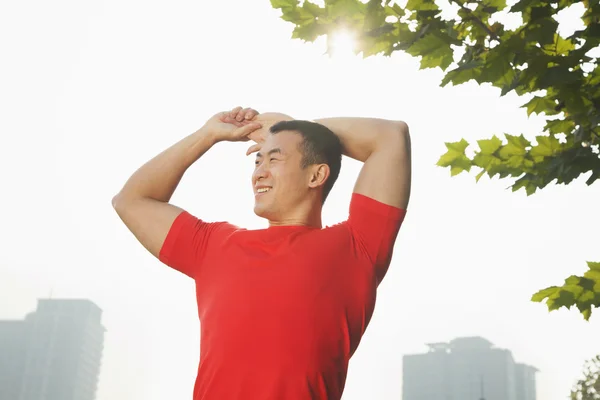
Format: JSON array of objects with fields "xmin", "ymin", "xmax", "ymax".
[{"xmin": 1, "ymin": 1, "xmax": 598, "ymax": 399}]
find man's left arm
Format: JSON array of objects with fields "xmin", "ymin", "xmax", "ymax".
[{"xmin": 313, "ymin": 117, "xmax": 411, "ymax": 209}]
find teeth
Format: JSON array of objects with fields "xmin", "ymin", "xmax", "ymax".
[{"xmin": 257, "ymin": 187, "xmax": 271, "ymax": 193}]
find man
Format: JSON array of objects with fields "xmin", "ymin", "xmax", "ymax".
[{"xmin": 112, "ymin": 106, "xmax": 411, "ymax": 400}]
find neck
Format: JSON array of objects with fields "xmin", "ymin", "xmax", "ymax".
[{"xmin": 268, "ymin": 198, "xmax": 323, "ymax": 228}]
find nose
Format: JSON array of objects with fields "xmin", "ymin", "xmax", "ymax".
[{"xmin": 252, "ymin": 162, "xmax": 270, "ymax": 183}]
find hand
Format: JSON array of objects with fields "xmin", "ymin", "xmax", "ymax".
[
  {"xmin": 199, "ymin": 106, "xmax": 262, "ymax": 144},
  {"xmin": 245, "ymin": 112, "xmax": 294, "ymax": 155}
]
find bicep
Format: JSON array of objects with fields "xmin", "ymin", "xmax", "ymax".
[
  {"xmin": 112, "ymin": 196, "xmax": 185, "ymax": 259},
  {"xmin": 353, "ymin": 127, "xmax": 411, "ymax": 210}
]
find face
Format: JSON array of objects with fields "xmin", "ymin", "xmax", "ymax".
[{"xmin": 252, "ymin": 131, "xmax": 322, "ymax": 221}]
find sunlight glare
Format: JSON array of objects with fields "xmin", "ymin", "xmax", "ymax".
[{"xmin": 329, "ymin": 30, "xmax": 357, "ymax": 59}]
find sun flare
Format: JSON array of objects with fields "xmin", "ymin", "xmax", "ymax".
[{"xmin": 328, "ymin": 30, "xmax": 357, "ymax": 58}]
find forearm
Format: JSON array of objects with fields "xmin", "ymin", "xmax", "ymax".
[
  {"xmin": 113, "ymin": 129, "xmax": 216, "ymax": 204},
  {"xmin": 313, "ymin": 117, "xmax": 408, "ymax": 162}
]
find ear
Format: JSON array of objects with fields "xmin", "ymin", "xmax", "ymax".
[{"xmin": 307, "ymin": 164, "xmax": 330, "ymax": 189}]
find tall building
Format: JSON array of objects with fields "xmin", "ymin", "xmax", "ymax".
[
  {"xmin": 402, "ymin": 337, "xmax": 537, "ymax": 400},
  {"xmin": 0, "ymin": 320, "xmax": 28, "ymax": 399},
  {"xmin": 0, "ymin": 299, "xmax": 105, "ymax": 400},
  {"xmin": 515, "ymin": 363, "xmax": 538, "ymax": 400}
]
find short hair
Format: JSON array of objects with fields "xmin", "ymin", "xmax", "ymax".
[{"xmin": 270, "ymin": 120, "xmax": 342, "ymax": 203}]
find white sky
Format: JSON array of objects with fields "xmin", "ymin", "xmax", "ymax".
[{"xmin": 1, "ymin": 1, "xmax": 598, "ymax": 399}]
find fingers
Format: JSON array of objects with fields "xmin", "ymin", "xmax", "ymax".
[
  {"xmin": 229, "ymin": 106, "xmax": 259, "ymax": 122},
  {"xmin": 246, "ymin": 143, "xmax": 262, "ymax": 156},
  {"xmin": 244, "ymin": 108, "xmax": 259, "ymax": 120},
  {"xmin": 236, "ymin": 121, "xmax": 262, "ymax": 139},
  {"xmin": 229, "ymin": 106, "xmax": 243, "ymax": 120}
]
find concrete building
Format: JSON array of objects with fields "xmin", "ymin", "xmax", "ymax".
[
  {"xmin": 0, "ymin": 299, "xmax": 105, "ymax": 400},
  {"xmin": 515, "ymin": 363, "xmax": 538, "ymax": 400},
  {"xmin": 403, "ymin": 337, "xmax": 537, "ymax": 400},
  {"xmin": 0, "ymin": 320, "xmax": 28, "ymax": 399}
]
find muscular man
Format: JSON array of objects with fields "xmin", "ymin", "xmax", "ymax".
[{"xmin": 112, "ymin": 106, "xmax": 411, "ymax": 400}]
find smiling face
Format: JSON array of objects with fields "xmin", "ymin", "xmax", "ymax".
[{"xmin": 252, "ymin": 131, "xmax": 324, "ymax": 223}]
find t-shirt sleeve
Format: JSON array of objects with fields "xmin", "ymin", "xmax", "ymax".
[
  {"xmin": 347, "ymin": 193, "xmax": 407, "ymax": 283},
  {"xmin": 158, "ymin": 211, "xmax": 234, "ymax": 280}
]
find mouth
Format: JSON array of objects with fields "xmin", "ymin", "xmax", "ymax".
[{"xmin": 255, "ymin": 187, "xmax": 272, "ymax": 196}]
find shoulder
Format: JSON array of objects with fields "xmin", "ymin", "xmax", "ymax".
[
  {"xmin": 349, "ymin": 192, "xmax": 406, "ymax": 220},
  {"xmin": 168, "ymin": 212, "xmax": 243, "ymax": 242}
]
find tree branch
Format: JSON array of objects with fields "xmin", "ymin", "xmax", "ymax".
[{"xmin": 451, "ymin": 0, "xmax": 501, "ymax": 42}]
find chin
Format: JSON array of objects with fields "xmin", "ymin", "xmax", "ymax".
[
  {"xmin": 254, "ymin": 202, "xmax": 279, "ymax": 220},
  {"xmin": 253, "ymin": 204, "xmax": 269, "ymax": 219}
]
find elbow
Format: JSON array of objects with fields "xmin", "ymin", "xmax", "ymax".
[
  {"xmin": 384, "ymin": 121, "xmax": 411, "ymax": 151},
  {"xmin": 111, "ymin": 194, "xmax": 122, "ymax": 212},
  {"xmin": 394, "ymin": 120, "xmax": 410, "ymax": 139},
  {"xmin": 112, "ymin": 192, "xmax": 128, "ymax": 213}
]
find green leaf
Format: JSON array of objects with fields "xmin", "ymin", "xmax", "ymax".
[
  {"xmin": 531, "ymin": 286, "xmax": 560, "ymax": 302},
  {"xmin": 538, "ymin": 66, "xmax": 580, "ymax": 89},
  {"xmin": 302, "ymin": 1, "xmax": 323, "ymax": 17},
  {"xmin": 543, "ymin": 34, "xmax": 575, "ymax": 56},
  {"xmin": 475, "ymin": 170, "xmax": 485, "ymax": 182},
  {"xmin": 478, "ymin": 135, "xmax": 503, "ymax": 155},
  {"xmin": 522, "ymin": 96, "xmax": 557, "ymax": 116},
  {"xmin": 327, "ymin": 0, "xmax": 365, "ymax": 19},
  {"xmin": 441, "ymin": 61, "xmax": 483, "ymax": 87},
  {"xmin": 482, "ymin": 0, "xmax": 507, "ymax": 13},
  {"xmin": 530, "ymin": 135, "xmax": 562, "ymax": 157},
  {"xmin": 579, "ymin": 290, "xmax": 595, "ymax": 303},
  {"xmin": 546, "ymin": 290, "xmax": 575, "ymax": 311},
  {"xmin": 498, "ymin": 134, "xmax": 530, "ymax": 158},
  {"xmin": 584, "ymin": 270, "xmax": 600, "ymax": 281},
  {"xmin": 437, "ymin": 139, "xmax": 472, "ymax": 175},
  {"xmin": 588, "ymin": 262, "xmax": 600, "ymax": 271},
  {"xmin": 581, "ymin": 308, "xmax": 592, "ymax": 321},
  {"xmin": 479, "ymin": 50, "xmax": 516, "ymax": 87},
  {"xmin": 563, "ymin": 284, "xmax": 585, "ymax": 298},
  {"xmin": 271, "ymin": 0, "xmax": 298, "ymax": 9},
  {"xmin": 406, "ymin": 0, "xmax": 438, "ymax": 11},
  {"xmin": 524, "ymin": 17, "xmax": 558, "ymax": 46},
  {"xmin": 292, "ymin": 21, "xmax": 324, "ymax": 42},
  {"xmin": 544, "ymin": 119, "xmax": 575, "ymax": 135},
  {"xmin": 406, "ymin": 32, "xmax": 455, "ymax": 71}
]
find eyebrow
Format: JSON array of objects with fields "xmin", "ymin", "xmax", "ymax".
[{"xmin": 256, "ymin": 148, "xmax": 282, "ymax": 158}]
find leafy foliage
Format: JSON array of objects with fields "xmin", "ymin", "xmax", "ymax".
[
  {"xmin": 532, "ymin": 262, "xmax": 600, "ymax": 320},
  {"xmin": 571, "ymin": 355, "xmax": 600, "ymax": 400},
  {"xmin": 270, "ymin": 0, "xmax": 600, "ymax": 319},
  {"xmin": 270, "ymin": 0, "xmax": 600, "ymax": 192}
]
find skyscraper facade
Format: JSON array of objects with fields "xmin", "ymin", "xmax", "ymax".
[
  {"xmin": 403, "ymin": 337, "xmax": 537, "ymax": 400},
  {"xmin": 0, "ymin": 299, "xmax": 105, "ymax": 400}
]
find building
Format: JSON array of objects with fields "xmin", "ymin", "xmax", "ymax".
[
  {"xmin": 0, "ymin": 299, "xmax": 105, "ymax": 400},
  {"xmin": 403, "ymin": 337, "xmax": 537, "ymax": 400},
  {"xmin": 0, "ymin": 320, "xmax": 28, "ymax": 399},
  {"xmin": 514, "ymin": 363, "xmax": 538, "ymax": 400}
]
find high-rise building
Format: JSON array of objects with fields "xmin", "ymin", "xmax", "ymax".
[
  {"xmin": 402, "ymin": 337, "xmax": 537, "ymax": 400},
  {"xmin": 0, "ymin": 320, "xmax": 28, "ymax": 399},
  {"xmin": 0, "ymin": 299, "xmax": 105, "ymax": 400},
  {"xmin": 514, "ymin": 363, "xmax": 538, "ymax": 400}
]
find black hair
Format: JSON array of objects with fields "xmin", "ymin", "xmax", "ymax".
[{"xmin": 270, "ymin": 120, "xmax": 342, "ymax": 203}]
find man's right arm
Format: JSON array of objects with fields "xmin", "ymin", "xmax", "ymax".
[
  {"xmin": 112, "ymin": 130, "xmax": 218, "ymax": 258},
  {"xmin": 112, "ymin": 107, "xmax": 262, "ymax": 259}
]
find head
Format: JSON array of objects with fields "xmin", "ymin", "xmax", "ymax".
[{"xmin": 252, "ymin": 120, "xmax": 342, "ymax": 224}]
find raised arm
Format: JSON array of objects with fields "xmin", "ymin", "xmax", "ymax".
[
  {"xmin": 313, "ymin": 117, "xmax": 411, "ymax": 210},
  {"xmin": 112, "ymin": 107, "xmax": 262, "ymax": 258}
]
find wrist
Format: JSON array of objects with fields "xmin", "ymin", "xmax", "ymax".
[{"xmin": 194, "ymin": 126, "xmax": 221, "ymax": 146}]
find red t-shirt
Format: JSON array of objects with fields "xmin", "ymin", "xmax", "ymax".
[{"xmin": 159, "ymin": 193, "xmax": 405, "ymax": 400}]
